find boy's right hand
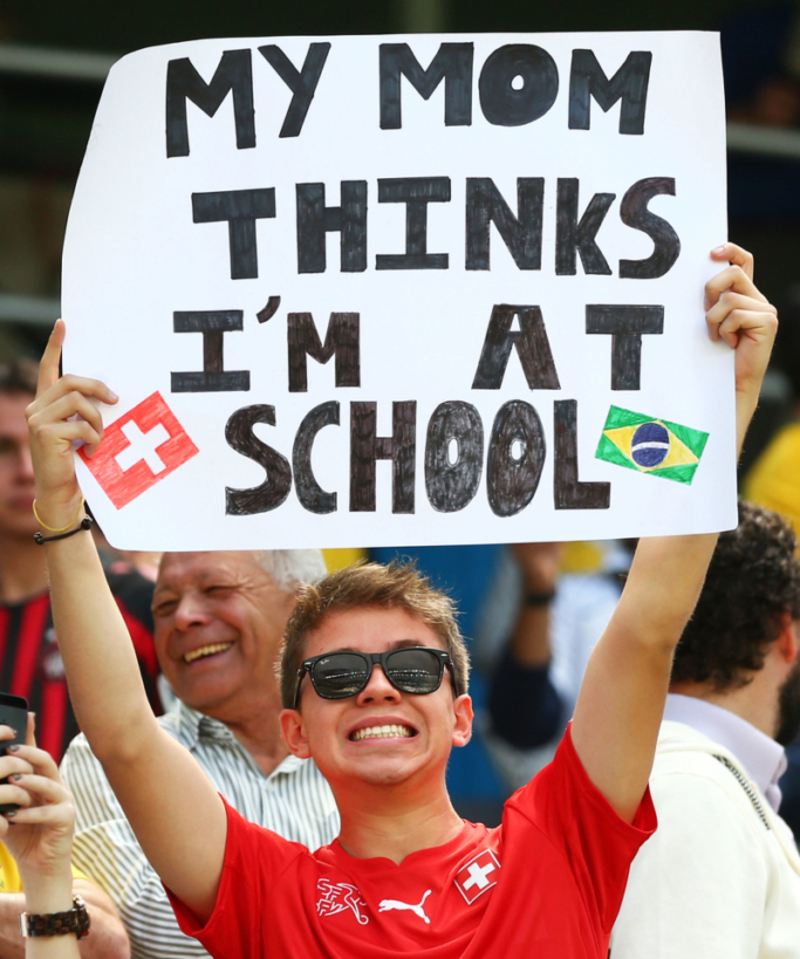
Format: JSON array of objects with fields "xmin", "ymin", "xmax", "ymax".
[{"xmin": 25, "ymin": 319, "xmax": 118, "ymax": 529}]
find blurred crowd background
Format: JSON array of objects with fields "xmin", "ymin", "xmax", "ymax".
[{"xmin": 0, "ymin": 0, "xmax": 799, "ymax": 825}]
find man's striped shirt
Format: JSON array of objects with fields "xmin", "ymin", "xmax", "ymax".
[{"xmin": 61, "ymin": 700, "xmax": 340, "ymax": 959}]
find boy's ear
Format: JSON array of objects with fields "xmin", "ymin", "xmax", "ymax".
[
  {"xmin": 452, "ymin": 694, "xmax": 474, "ymax": 748},
  {"xmin": 777, "ymin": 614, "xmax": 800, "ymax": 664},
  {"xmin": 280, "ymin": 708, "xmax": 311, "ymax": 759}
]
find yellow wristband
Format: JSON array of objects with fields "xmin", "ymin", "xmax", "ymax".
[{"xmin": 32, "ymin": 497, "xmax": 85, "ymax": 534}]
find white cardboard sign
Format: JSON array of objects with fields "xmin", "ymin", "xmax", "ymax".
[{"xmin": 62, "ymin": 32, "xmax": 732, "ymax": 550}]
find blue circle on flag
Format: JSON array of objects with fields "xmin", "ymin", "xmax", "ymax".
[{"xmin": 631, "ymin": 422, "xmax": 670, "ymax": 468}]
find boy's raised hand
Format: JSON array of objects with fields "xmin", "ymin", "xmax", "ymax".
[
  {"xmin": 25, "ymin": 319, "xmax": 118, "ymax": 529},
  {"xmin": 705, "ymin": 243, "xmax": 778, "ymax": 450}
]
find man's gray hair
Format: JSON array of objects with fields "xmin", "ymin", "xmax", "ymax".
[{"xmin": 256, "ymin": 550, "xmax": 327, "ymax": 591}]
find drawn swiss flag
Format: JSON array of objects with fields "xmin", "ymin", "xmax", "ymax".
[
  {"xmin": 79, "ymin": 392, "xmax": 199, "ymax": 509},
  {"xmin": 453, "ymin": 850, "xmax": 501, "ymax": 905}
]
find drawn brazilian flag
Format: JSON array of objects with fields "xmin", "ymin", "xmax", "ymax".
[{"xmin": 595, "ymin": 406, "xmax": 709, "ymax": 485}]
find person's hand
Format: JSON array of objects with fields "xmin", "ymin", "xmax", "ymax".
[
  {"xmin": 0, "ymin": 716, "xmax": 75, "ymax": 885},
  {"xmin": 25, "ymin": 319, "xmax": 118, "ymax": 529},
  {"xmin": 511, "ymin": 543, "xmax": 562, "ymax": 594},
  {"xmin": 705, "ymin": 244, "xmax": 778, "ymax": 451}
]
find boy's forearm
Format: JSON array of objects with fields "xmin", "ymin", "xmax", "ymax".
[
  {"xmin": 44, "ymin": 529, "xmax": 157, "ymax": 766},
  {"xmin": 736, "ymin": 386, "xmax": 760, "ymax": 459},
  {"xmin": 619, "ymin": 532, "xmax": 718, "ymax": 650}
]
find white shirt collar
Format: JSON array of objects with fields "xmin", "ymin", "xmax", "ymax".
[
  {"xmin": 665, "ymin": 693, "xmax": 788, "ymax": 812},
  {"xmin": 173, "ymin": 699, "xmax": 305, "ymax": 781}
]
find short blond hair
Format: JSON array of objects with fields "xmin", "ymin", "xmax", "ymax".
[{"xmin": 280, "ymin": 562, "xmax": 470, "ymax": 709}]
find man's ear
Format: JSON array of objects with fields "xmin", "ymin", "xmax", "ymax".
[
  {"xmin": 776, "ymin": 614, "xmax": 800, "ymax": 664},
  {"xmin": 452, "ymin": 694, "xmax": 474, "ymax": 748},
  {"xmin": 280, "ymin": 708, "xmax": 312, "ymax": 759}
]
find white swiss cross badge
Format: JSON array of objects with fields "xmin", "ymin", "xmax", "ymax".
[
  {"xmin": 79, "ymin": 392, "xmax": 198, "ymax": 509},
  {"xmin": 454, "ymin": 850, "xmax": 501, "ymax": 905}
]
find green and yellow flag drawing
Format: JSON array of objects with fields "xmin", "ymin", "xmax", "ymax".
[{"xmin": 595, "ymin": 406, "xmax": 709, "ymax": 485}]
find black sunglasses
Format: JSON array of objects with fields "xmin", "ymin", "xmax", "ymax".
[{"xmin": 293, "ymin": 647, "xmax": 460, "ymax": 709}]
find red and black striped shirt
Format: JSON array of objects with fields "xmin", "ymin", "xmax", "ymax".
[{"xmin": 0, "ymin": 559, "xmax": 161, "ymax": 762}]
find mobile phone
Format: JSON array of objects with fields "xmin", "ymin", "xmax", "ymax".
[{"xmin": 0, "ymin": 694, "xmax": 28, "ymax": 814}]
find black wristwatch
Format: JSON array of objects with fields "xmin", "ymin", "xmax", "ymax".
[{"xmin": 19, "ymin": 895, "xmax": 90, "ymax": 939}]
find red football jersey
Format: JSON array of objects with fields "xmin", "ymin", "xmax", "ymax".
[{"xmin": 169, "ymin": 728, "xmax": 655, "ymax": 958}]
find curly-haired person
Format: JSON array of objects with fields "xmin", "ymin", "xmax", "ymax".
[{"xmin": 612, "ymin": 501, "xmax": 800, "ymax": 959}]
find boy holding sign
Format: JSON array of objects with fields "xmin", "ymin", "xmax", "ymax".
[{"xmin": 21, "ymin": 244, "xmax": 775, "ymax": 958}]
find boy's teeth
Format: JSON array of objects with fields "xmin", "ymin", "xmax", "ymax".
[
  {"xmin": 351, "ymin": 724, "xmax": 414, "ymax": 742},
  {"xmin": 184, "ymin": 642, "xmax": 233, "ymax": 663}
]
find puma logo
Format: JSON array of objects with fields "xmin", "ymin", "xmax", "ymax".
[{"xmin": 378, "ymin": 889, "xmax": 432, "ymax": 924}]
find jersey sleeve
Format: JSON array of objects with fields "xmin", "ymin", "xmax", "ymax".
[
  {"xmin": 62, "ymin": 733, "xmax": 210, "ymax": 958},
  {"xmin": 166, "ymin": 798, "xmax": 308, "ymax": 958},
  {"xmin": 610, "ymin": 765, "xmax": 768, "ymax": 959},
  {"xmin": 507, "ymin": 724, "xmax": 656, "ymax": 935}
]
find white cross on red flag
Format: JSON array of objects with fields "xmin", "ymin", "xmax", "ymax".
[
  {"xmin": 454, "ymin": 849, "xmax": 501, "ymax": 905},
  {"xmin": 79, "ymin": 392, "xmax": 199, "ymax": 509}
]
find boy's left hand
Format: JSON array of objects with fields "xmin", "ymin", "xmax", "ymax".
[{"xmin": 705, "ymin": 243, "xmax": 778, "ymax": 449}]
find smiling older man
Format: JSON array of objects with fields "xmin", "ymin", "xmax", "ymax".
[{"xmin": 60, "ymin": 548, "xmax": 339, "ymax": 959}]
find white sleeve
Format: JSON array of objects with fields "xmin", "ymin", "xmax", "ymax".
[
  {"xmin": 611, "ymin": 768, "xmax": 768, "ymax": 959},
  {"xmin": 61, "ymin": 735, "xmax": 211, "ymax": 959}
]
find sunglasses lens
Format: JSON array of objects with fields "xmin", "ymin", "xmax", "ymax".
[
  {"xmin": 311, "ymin": 654, "xmax": 369, "ymax": 699},
  {"xmin": 306, "ymin": 648, "xmax": 449, "ymax": 701},
  {"xmin": 386, "ymin": 649, "xmax": 443, "ymax": 694}
]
